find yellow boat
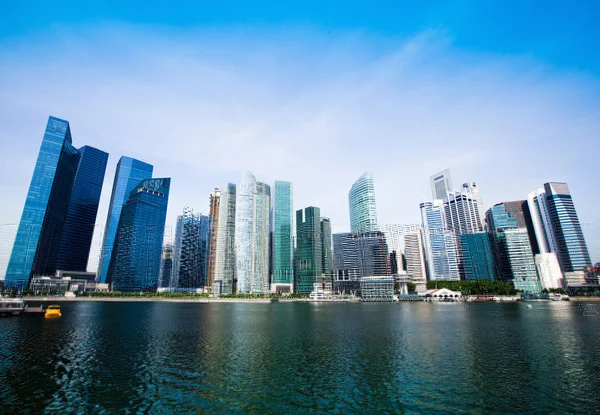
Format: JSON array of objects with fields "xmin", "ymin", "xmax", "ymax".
[{"xmin": 44, "ymin": 305, "xmax": 61, "ymax": 318}]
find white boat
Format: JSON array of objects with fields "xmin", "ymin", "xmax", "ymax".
[{"xmin": 0, "ymin": 298, "xmax": 25, "ymax": 316}]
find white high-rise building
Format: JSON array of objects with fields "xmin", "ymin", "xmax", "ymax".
[
  {"xmin": 349, "ymin": 172, "xmax": 378, "ymax": 233},
  {"xmin": 535, "ymin": 253, "xmax": 564, "ymax": 290},
  {"xmin": 420, "ymin": 200, "xmax": 460, "ymax": 281},
  {"xmin": 444, "ymin": 182, "xmax": 485, "ymax": 235},
  {"xmin": 430, "ymin": 169, "xmax": 453, "ymax": 200},
  {"xmin": 527, "ymin": 188, "xmax": 555, "ymax": 254},
  {"xmin": 235, "ymin": 171, "xmax": 271, "ymax": 294},
  {"xmin": 379, "ymin": 224, "xmax": 421, "ymax": 271},
  {"xmin": 404, "ymin": 229, "xmax": 427, "ymax": 282}
]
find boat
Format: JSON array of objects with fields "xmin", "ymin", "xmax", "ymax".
[
  {"xmin": 44, "ymin": 305, "xmax": 62, "ymax": 318},
  {"xmin": 0, "ymin": 298, "xmax": 25, "ymax": 317},
  {"xmin": 550, "ymin": 293, "xmax": 571, "ymax": 301}
]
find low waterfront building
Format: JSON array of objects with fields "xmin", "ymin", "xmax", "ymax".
[
  {"xmin": 360, "ymin": 276, "xmax": 394, "ymax": 302},
  {"xmin": 30, "ymin": 270, "xmax": 108, "ymax": 294},
  {"xmin": 423, "ymin": 288, "xmax": 462, "ymax": 301}
]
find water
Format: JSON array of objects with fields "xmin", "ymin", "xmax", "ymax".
[{"xmin": 1, "ymin": 301, "xmax": 599, "ymax": 414}]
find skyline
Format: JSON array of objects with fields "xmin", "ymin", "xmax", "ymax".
[{"xmin": 1, "ymin": 5, "xmax": 600, "ymax": 276}]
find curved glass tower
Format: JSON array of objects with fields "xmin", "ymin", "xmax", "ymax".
[{"xmin": 349, "ymin": 172, "xmax": 378, "ymax": 233}]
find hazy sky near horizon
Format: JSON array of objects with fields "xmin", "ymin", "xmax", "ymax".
[{"xmin": 1, "ymin": 1, "xmax": 600, "ymax": 275}]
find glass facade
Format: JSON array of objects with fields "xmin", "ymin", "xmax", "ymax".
[
  {"xmin": 55, "ymin": 145, "xmax": 108, "ymax": 272},
  {"xmin": 460, "ymin": 232, "xmax": 496, "ymax": 281},
  {"xmin": 169, "ymin": 208, "xmax": 210, "ymax": 292},
  {"xmin": 97, "ymin": 157, "xmax": 153, "ymax": 283},
  {"xmin": 349, "ymin": 171, "xmax": 378, "ymax": 233},
  {"xmin": 544, "ymin": 182, "xmax": 591, "ymax": 272},
  {"xmin": 158, "ymin": 244, "xmax": 174, "ymax": 289},
  {"xmin": 214, "ymin": 184, "xmax": 236, "ymax": 295},
  {"xmin": 321, "ymin": 217, "xmax": 333, "ymax": 279},
  {"xmin": 272, "ymin": 181, "xmax": 294, "ymax": 289},
  {"xmin": 5, "ymin": 117, "xmax": 107, "ymax": 288},
  {"xmin": 295, "ymin": 207, "xmax": 323, "ymax": 294},
  {"xmin": 107, "ymin": 178, "xmax": 170, "ymax": 292},
  {"xmin": 420, "ymin": 201, "xmax": 459, "ymax": 281}
]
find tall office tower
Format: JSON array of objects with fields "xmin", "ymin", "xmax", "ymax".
[
  {"xmin": 271, "ymin": 181, "xmax": 294, "ymax": 293},
  {"xmin": 486, "ymin": 200, "xmax": 540, "ymax": 255},
  {"xmin": 535, "ymin": 253, "xmax": 564, "ymax": 290},
  {"xmin": 158, "ymin": 244, "xmax": 174, "ymax": 290},
  {"xmin": 207, "ymin": 188, "xmax": 221, "ymax": 289},
  {"xmin": 404, "ymin": 230, "xmax": 427, "ymax": 281},
  {"xmin": 333, "ymin": 233, "xmax": 361, "ymax": 294},
  {"xmin": 527, "ymin": 189, "xmax": 554, "ymax": 254},
  {"xmin": 543, "ymin": 182, "xmax": 591, "ymax": 272},
  {"xmin": 430, "ymin": 169, "xmax": 453, "ymax": 200},
  {"xmin": 55, "ymin": 146, "xmax": 109, "ymax": 272},
  {"xmin": 235, "ymin": 172, "xmax": 271, "ymax": 294},
  {"xmin": 357, "ymin": 231, "xmax": 391, "ymax": 277},
  {"xmin": 214, "ymin": 184, "xmax": 236, "ymax": 295},
  {"xmin": 349, "ymin": 171, "xmax": 378, "ymax": 233},
  {"xmin": 170, "ymin": 208, "xmax": 209, "ymax": 292},
  {"xmin": 499, "ymin": 228, "xmax": 541, "ymax": 292},
  {"xmin": 5, "ymin": 117, "xmax": 108, "ymax": 288},
  {"xmin": 97, "ymin": 156, "xmax": 153, "ymax": 283},
  {"xmin": 486, "ymin": 202, "xmax": 540, "ymax": 291},
  {"xmin": 379, "ymin": 224, "xmax": 421, "ymax": 272},
  {"xmin": 295, "ymin": 207, "xmax": 323, "ymax": 294},
  {"xmin": 107, "ymin": 178, "xmax": 170, "ymax": 292},
  {"xmin": 420, "ymin": 200, "xmax": 460, "ymax": 281},
  {"xmin": 460, "ymin": 232, "xmax": 496, "ymax": 281},
  {"xmin": 321, "ymin": 217, "xmax": 333, "ymax": 280},
  {"xmin": 444, "ymin": 182, "xmax": 485, "ymax": 235}
]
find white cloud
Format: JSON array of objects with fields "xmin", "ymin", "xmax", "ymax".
[{"xmin": 0, "ymin": 24, "xmax": 599, "ymax": 275}]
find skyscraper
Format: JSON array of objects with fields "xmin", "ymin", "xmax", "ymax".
[
  {"xmin": 349, "ymin": 172, "xmax": 378, "ymax": 233},
  {"xmin": 543, "ymin": 182, "xmax": 591, "ymax": 272},
  {"xmin": 158, "ymin": 244, "xmax": 174, "ymax": 290},
  {"xmin": 235, "ymin": 172, "xmax": 271, "ymax": 294},
  {"xmin": 460, "ymin": 232, "xmax": 496, "ymax": 281},
  {"xmin": 170, "ymin": 208, "xmax": 210, "ymax": 292},
  {"xmin": 207, "ymin": 188, "xmax": 220, "ymax": 288},
  {"xmin": 404, "ymin": 230, "xmax": 427, "ymax": 281},
  {"xmin": 97, "ymin": 156, "xmax": 153, "ymax": 283},
  {"xmin": 321, "ymin": 217, "xmax": 333, "ymax": 280},
  {"xmin": 444, "ymin": 182, "xmax": 485, "ymax": 235},
  {"xmin": 107, "ymin": 178, "xmax": 170, "ymax": 292},
  {"xmin": 486, "ymin": 202, "xmax": 541, "ymax": 291},
  {"xmin": 356, "ymin": 231, "xmax": 391, "ymax": 277},
  {"xmin": 333, "ymin": 233, "xmax": 361, "ymax": 294},
  {"xmin": 296, "ymin": 207, "xmax": 323, "ymax": 294},
  {"xmin": 271, "ymin": 181, "xmax": 294, "ymax": 293},
  {"xmin": 420, "ymin": 200, "xmax": 460, "ymax": 281},
  {"xmin": 535, "ymin": 253, "xmax": 564, "ymax": 290},
  {"xmin": 430, "ymin": 169, "xmax": 453, "ymax": 200},
  {"xmin": 527, "ymin": 188, "xmax": 554, "ymax": 254},
  {"xmin": 5, "ymin": 116, "xmax": 108, "ymax": 288},
  {"xmin": 214, "ymin": 184, "xmax": 236, "ymax": 295}
]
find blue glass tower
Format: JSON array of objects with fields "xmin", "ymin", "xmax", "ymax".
[
  {"xmin": 543, "ymin": 182, "xmax": 591, "ymax": 272},
  {"xmin": 55, "ymin": 146, "xmax": 109, "ymax": 272},
  {"xmin": 460, "ymin": 232, "xmax": 496, "ymax": 281},
  {"xmin": 97, "ymin": 157, "xmax": 153, "ymax": 283},
  {"xmin": 272, "ymin": 181, "xmax": 294, "ymax": 292},
  {"xmin": 5, "ymin": 117, "xmax": 107, "ymax": 289},
  {"xmin": 107, "ymin": 178, "xmax": 170, "ymax": 292}
]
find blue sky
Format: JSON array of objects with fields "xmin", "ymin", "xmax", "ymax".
[{"xmin": 1, "ymin": 1, "xmax": 599, "ymax": 274}]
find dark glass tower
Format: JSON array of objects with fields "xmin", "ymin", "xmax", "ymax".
[
  {"xmin": 97, "ymin": 157, "xmax": 153, "ymax": 283},
  {"xmin": 107, "ymin": 178, "xmax": 170, "ymax": 292},
  {"xmin": 295, "ymin": 206, "xmax": 323, "ymax": 294},
  {"xmin": 5, "ymin": 117, "xmax": 107, "ymax": 288},
  {"xmin": 55, "ymin": 146, "xmax": 109, "ymax": 271}
]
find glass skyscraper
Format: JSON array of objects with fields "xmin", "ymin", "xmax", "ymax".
[
  {"xmin": 321, "ymin": 217, "xmax": 333, "ymax": 279},
  {"xmin": 271, "ymin": 181, "xmax": 294, "ymax": 293},
  {"xmin": 430, "ymin": 169, "xmax": 453, "ymax": 200},
  {"xmin": 169, "ymin": 208, "xmax": 210, "ymax": 292},
  {"xmin": 97, "ymin": 156, "xmax": 153, "ymax": 283},
  {"xmin": 5, "ymin": 116, "xmax": 108, "ymax": 288},
  {"xmin": 214, "ymin": 184, "xmax": 236, "ymax": 295},
  {"xmin": 349, "ymin": 171, "xmax": 378, "ymax": 233},
  {"xmin": 235, "ymin": 172, "xmax": 271, "ymax": 294},
  {"xmin": 296, "ymin": 206, "xmax": 323, "ymax": 294},
  {"xmin": 543, "ymin": 182, "xmax": 591, "ymax": 272},
  {"xmin": 420, "ymin": 200, "xmax": 459, "ymax": 281},
  {"xmin": 460, "ymin": 232, "xmax": 496, "ymax": 281},
  {"xmin": 55, "ymin": 145, "xmax": 109, "ymax": 272},
  {"xmin": 107, "ymin": 178, "xmax": 170, "ymax": 292}
]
